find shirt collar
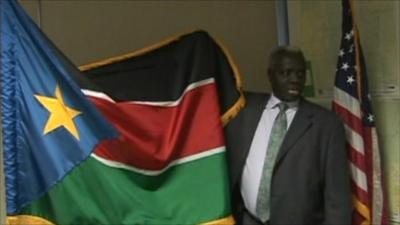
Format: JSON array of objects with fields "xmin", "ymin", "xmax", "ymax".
[{"xmin": 266, "ymin": 93, "xmax": 299, "ymax": 110}]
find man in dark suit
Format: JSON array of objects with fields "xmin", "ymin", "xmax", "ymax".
[{"xmin": 225, "ymin": 46, "xmax": 352, "ymax": 225}]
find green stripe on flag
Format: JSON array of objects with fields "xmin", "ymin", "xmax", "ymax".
[{"xmin": 21, "ymin": 152, "xmax": 231, "ymax": 225}]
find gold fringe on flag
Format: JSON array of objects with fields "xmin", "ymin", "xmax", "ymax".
[
  {"xmin": 200, "ymin": 215, "xmax": 235, "ymax": 225},
  {"xmin": 7, "ymin": 215, "xmax": 55, "ymax": 225},
  {"xmin": 352, "ymin": 194, "xmax": 371, "ymax": 225},
  {"xmin": 214, "ymin": 38, "xmax": 245, "ymax": 126}
]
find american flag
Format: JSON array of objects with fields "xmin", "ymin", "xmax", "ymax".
[{"xmin": 332, "ymin": 0, "xmax": 389, "ymax": 225}]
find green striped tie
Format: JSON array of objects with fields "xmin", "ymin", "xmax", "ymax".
[{"xmin": 256, "ymin": 102, "xmax": 288, "ymax": 222}]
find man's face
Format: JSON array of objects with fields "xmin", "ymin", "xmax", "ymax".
[{"xmin": 268, "ymin": 55, "xmax": 306, "ymax": 102}]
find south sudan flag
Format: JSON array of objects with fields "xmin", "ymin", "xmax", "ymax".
[{"xmin": 2, "ymin": 1, "xmax": 244, "ymax": 224}]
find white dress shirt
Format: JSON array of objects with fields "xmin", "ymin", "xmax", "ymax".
[{"xmin": 240, "ymin": 94, "xmax": 299, "ymax": 217}]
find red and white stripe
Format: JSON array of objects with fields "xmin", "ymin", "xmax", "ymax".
[
  {"xmin": 333, "ymin": 87, "xmax": 386, "ymax": 225},
  {"xmin": 81, "ymin": 78, "xmax": 226, "ymax": 172}
]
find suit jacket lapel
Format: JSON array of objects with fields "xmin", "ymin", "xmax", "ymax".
[{"xmin": 275, "ymin": 99, "xmax": 313, "ymax": 165}]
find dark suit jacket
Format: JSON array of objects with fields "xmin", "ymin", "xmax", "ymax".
[{"xmin": 225, "ymin": 92, "xmax": 352, "ymax": 225}]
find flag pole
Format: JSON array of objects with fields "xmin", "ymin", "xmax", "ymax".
[
  {"xmin": 0, "ymin": 122, "xmax": 5, "ymax": 225},
  {"xmin": 0, "ymin": 0, "xmax": 6, "ymax": 222},
  {"xmin": 275, "ymin": 0, "xmax": 290, "ymax": 45},
  {"xmin": 348, "ymin": 0, "xmax": 363, "ymax": 103},
  {"xmin": 37, "ymin": 0, "xmax": 42, "ymax": 28}
]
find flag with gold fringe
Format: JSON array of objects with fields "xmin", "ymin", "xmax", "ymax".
[{"xmin": 1, "ymin": 0, "xmax": 243, "ymax": 224}]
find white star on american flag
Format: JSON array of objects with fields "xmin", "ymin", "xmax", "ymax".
[
  {"xmin": 341, "ymin": 63, "xmax": 350, "ymax": 71},
  {"xmin": 349, "ymin": 44, "xmax": 354, "ymax": 53},
  {"xmin": 347, "ymin": 75, "xmax": 355, "ymax": 84},
  {"xmin": 367, "ymin": 114, "xmax": 374, "ymax": 122},
  {"xmin": 339, "ymin": 49, "xmax": 345, "ymax": 57},
  {"xmin": 345, "ymin": 32, "xmax": 352, "ymax": 40}
]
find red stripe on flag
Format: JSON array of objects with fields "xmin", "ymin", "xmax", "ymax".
[
  {"xmin": 332, "ymin": 102, "xmax": 363, "ymax": 135},
  {"xmin": 347, "ymin": 144, "xmax": 367, "ymax": 172},
  {"xmin": 352, "ymin": 210, "xmax": 366, "ymax": 225},
  {"xmin": 88, "ymin": 83, "xmax": 225, "ymax": 170}
]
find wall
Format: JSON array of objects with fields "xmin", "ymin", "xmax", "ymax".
[{"xmin": 20, "ymin": 0, "xmax": 277, "ymax": 92}]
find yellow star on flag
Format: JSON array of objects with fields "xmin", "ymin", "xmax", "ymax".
[{"xmin": 35, "ymin": 86, "xmax": 82, "ymax": 140}]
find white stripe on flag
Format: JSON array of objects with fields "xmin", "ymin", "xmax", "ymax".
[
  {"xmin": 81, "ymin": 89, "xmax": 115, "ymax": 103},
  {"xmin": 82, "ymin": 78, "xmax": 215, "ymax": 107},
  {"xmin": 350, "ymin": 161, "xmax": 368, "ymax": 192},
  {"xmin": 333, "ymin": 87, "xmax": 362, "ymax": 118},
  {"xmin": 344, "ymin": 124, "xmax": 365, "ymax": 155},
  {"xmin": 91, "ymin": 146, "xmax": 226, "ymax": 176}
]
